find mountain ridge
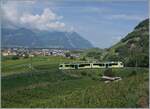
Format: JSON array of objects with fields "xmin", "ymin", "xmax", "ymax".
[{"xmin": 1, "ymin": 27, "xmax": 93, "ymax": 49}]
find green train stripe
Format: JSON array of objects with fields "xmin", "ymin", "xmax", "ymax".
[{"xmin": 59, "ymin": 61, "xmax": 124, "ymax": 70}]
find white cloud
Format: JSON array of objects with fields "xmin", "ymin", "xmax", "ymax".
[
  {"xmin": 107, "ymin": 14, "xmax": 145, "ymax": 21},
  {"xmin": 19, "ymin": 8, "xmax": 65, "ymax": 30},
  {"xmin": 2, "ymin": 1, "xmax": 19, "ymax": 23},
  {"xmin": 2, "ymin": 1, "xmax": 67, "ymax": 31}
]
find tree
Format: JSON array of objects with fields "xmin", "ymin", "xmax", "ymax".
[
  {"xmin": 12, "ymin": 55, "xmax": 19, "ymax": 60},
  {"xmin": 65, "ymin": 52, "xmax": 71, "ymax": 57},
  {"xmin": 24, "ymin": 54, "xmax": 29, "ymax": 58},
  {"xmin": 80, "ymin": 57, "xmax": 86, "ymax": 61}
]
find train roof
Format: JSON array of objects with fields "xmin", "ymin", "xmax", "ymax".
[{"xmin": 59, "ymin": 61, "xmax": 123, "ymax": 65}]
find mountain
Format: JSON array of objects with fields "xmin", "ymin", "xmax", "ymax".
[
  {"xmin": 1, "ymin": 28, "xmax": 93, "ymax": 49},
  {"xmin": 103, "ymin": 19, "xmax": 149, "ymax": 67}
]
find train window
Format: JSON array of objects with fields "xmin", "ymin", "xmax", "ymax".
[
  {"xmin": 93, "ymin": 64, "xmax": 104, "ymax": 66},
  {"xmin": 111, "ymin": 63, "xmax": 118, "ymax": 65},
  {"xmin": 93, "ymin": 64, "xmax": 99, "ymax": 66},
  {"xmin": 109, "ymin": 64, "xmax": 112, "ymax": 66},
  {"xmin": 79, "ymin": 64, "xmax": 84, "ymax": 67},
  {"xmin": 65, "ymin": 65, "xmax": 70, "ymax": 67},
  {"xmin": 100, "ymin": 64, "xmax": 104, "ymax": 66},
  {"xmin": 79, "ymin": 64, "xmax": 90, "ymax": 67},
  {"xmin": 70, "ymin": 65, "xmax": 75, "ymax": 68}
]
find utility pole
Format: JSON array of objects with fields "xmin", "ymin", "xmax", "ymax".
[{"xmin": 29, "ymin": 55, "xmax": 33, "ymax": 71}]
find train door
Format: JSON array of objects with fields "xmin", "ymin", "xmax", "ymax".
[
  {"xmin": 75, "ymin": 64, "xmax": 78, "ymax": 69},
  {"xmin": 106, "ymin": 63, "xmax": 109, "ymax": 68}
]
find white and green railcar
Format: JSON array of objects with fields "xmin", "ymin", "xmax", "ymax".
[
  {"xmin": 91, "ymin": 63, "xmax": 106, "ymax": 68},
  {"xmin": 59, "ymin": 61, "xmax": 124, "ymax": 70},
  {"xmin": 59, "ymin": 63, "xmax": 92, "ymax": 70},
  {"xmin": 101, "ymin": 61, "xmax": 124, "ymax": 68},
  {"xmin": 59, "ymin": 64, "xmax": 78, "ymax": 70}
]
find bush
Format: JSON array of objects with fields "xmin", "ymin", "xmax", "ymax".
[
  {"xmin": 104, "ymin": 68, "xmax": 116, "ymax": 77},
  {"xmin": 11, "ymin": 55, "xmax": 19, "ymax": 60},
  {"xmin": 87, "ymin": 73, "xmax": 92, "ymax": 77},
  {"xmin": 81, "ymin": 72, "xmax": 87, "ymax": 76},
  {"xmin": 91, "ymin": 76, "xmax": 99, "ymax": 80},
  {"xmin": 65, "ymin": 52, "xmax": 71, "ymax": 57},
  {"xmin": 80, "ymin": 57, "xmax": 86, "ymax": 61},
  {"xmin": 24, "ymin": 54, "xmax": 29, "ymax": 58},
  {"xmin": 98, "ymin": 73, "xmax": 103, "ymax": 77},
  {"xmin": 129, "ymin": 70, "xmax": 137, "ymax": 76}
]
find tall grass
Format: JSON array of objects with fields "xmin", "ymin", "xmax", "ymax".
[{"xmin": 1, "ymin": 56, "xmax": 149, "ymax": 108}]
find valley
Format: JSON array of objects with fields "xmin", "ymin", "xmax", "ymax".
[
  {"xmin": 1, "ymin": 56, "xmax": 149, "ymax": 108},
  {"xmin": 1, "ymin": 1, "xmax": 149, "ymax": 107}
]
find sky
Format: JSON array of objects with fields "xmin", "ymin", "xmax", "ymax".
[{"xmin": 1, "ymin": 0, "xmax": 149, "ymax": 48}]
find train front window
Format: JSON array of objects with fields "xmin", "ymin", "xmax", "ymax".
[
  {"xmin": 65, "ymin": 64, "xmax": 75, "ymax": 68},
  {"xmin": 59, "ymin": 65, "xmax": 63, "ymax": 67}
]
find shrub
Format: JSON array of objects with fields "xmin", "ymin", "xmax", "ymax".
[
  {"xmin": 91, "ymin": 76, "xmax": 98, "ymax": 80},
  {"xmin": 136, "ymin": 96, "xmax": 149, "ymax": 108},
  {"xmin": 80, "ymin": 57, "xmax": 86, "ymax": 61},
  {"xmin": 129, "ymin": 70, "xmax": 137, "ymax": 76},
  {"xmin": 81, "ymin": 72, "xmax": 87, "ymax": 76},
  {"xmin": 65, "ymin": 52, "xmax": 71, "ymax": 57},
  {"xmin": 11, "ymin": 55, "xmax": 19, "ymax": 60},
  {"xmin": 70, "ymin": 56, "xmax": 75, "ymax": 59},
  {"xmin": 87, "ymin": 73, "xmax": 92, "ymax": 77},
  {"xmin": 24, "ymin": 54, "xmax": 29, "ymax": 58},
  {"xmin": 98, "ymin": 73, "xmax": 103, "ymax": 77},
  {"xmin": 104, "ymin": 68, "xmax": 115, "ymax": 77}
]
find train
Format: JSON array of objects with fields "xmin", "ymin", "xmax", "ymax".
[{"xmin": 59, "ymin": 61, "xmax": 124, "ymax": 70}]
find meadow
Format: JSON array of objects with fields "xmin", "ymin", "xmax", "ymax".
[{"xmin": 1, "ymin": 56, "xmax": 149, "ymax": 108}]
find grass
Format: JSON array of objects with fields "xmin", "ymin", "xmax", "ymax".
[
  {"xmin": 1, "ymin": 56, "xmax": 78, "ymax": 76},
  {"xmin": 1, "ymin": 56, "xmax": 149, "ymax": 108}
]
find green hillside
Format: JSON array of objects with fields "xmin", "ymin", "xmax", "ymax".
[{"xmin": 103, "ymin": 19, "xmax": 149, "ymax": 67}]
